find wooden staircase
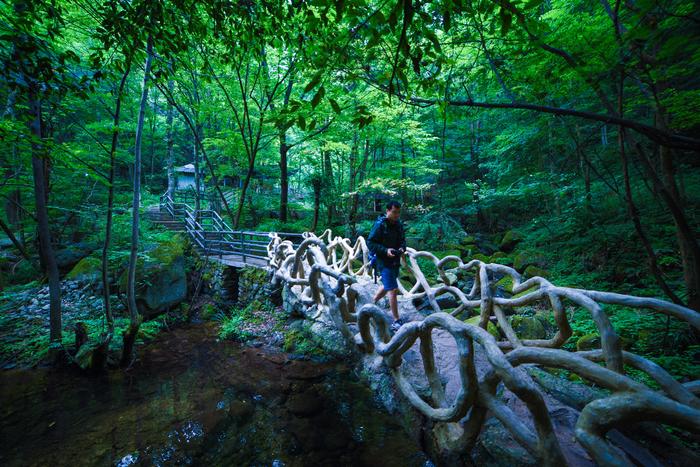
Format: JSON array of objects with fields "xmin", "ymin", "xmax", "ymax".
[
  {"xmin": 149, "ymin": 191, "xmax": 304, "ymax": 268},
  {"xmin": 145, "ymin": 206, "xmax": 185, "ymax": 232}
]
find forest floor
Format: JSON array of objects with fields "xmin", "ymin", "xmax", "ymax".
[{"xmin": 0, "ymin": 279, "xmax": 180, "ymax": 369}]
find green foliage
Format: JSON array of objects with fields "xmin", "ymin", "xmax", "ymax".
[
  {"xmin": 216, "ymin": 301, "xmax": 262, "ymax": 342},
  {"xmin": 255, "ymin": 218, "xmax": 311, "ymax": 234},
  {"xmin": 282, "ymin": 325, "xmax": 325, "ymax": 357},
  {"xmin": 0, "ymin": 0, "xmax": 697, "ymax": 395},
  {"xmin": 407, "ymin": 211, "xmax": 468, "ymax": 249}
]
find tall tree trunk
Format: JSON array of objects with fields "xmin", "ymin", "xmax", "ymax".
[
  {"xmin": 95, "ymin": 54, "xmax": 133, "ymax": 369},
  {"xmin": 166, "ymin": 78, "xmax": 175, "ymax": 199},
  {"xmin": 614, "ymin": 74, "xmax": 682, "ymax": 307},
  {"xmin": 324, "ymin": 151, "xmax": 335, "ymax": 225},
  {"xmin": 400, "ymin": 138, "xmax": 407, "ymax": 202},
  {"xmin": 234, "ymin": 164, "xmax": 254, "ymax": 229},
  {"xmin": 470, "ymin": 119, "xmax": 485, "ymax": 229},
  {"xmin": 575, "ymin": 124, "xmax": 593, "ymax": 214},
  {"xmin": 358, "ymin": 139, "xmax": 370, "ymax": 184},
  {"xmin": 311, "ymin": 178, "xmax": 321, "ymax": 233},
  {"xmin": 278, "ymin": 76, "xmax": 294, "ymax": 223},
  {"xmin": 122, "ymin": 36, "xmax": 153, "ymax": 367},
  {"xmin": 348, "ymin": 132, "xmax": 359, "ymax": 236},
  {"xmin": 150, "ymin": 93, "xmax": 158, "ymax": 176},
  {"xmin": 193, "ymin": 123, "xmax": 202, "ymax": 214},
  {"xmin": 29, "ymin": 89, "xmax": 62, "ymax": 352},
  {"xmin": 4, "ymin": 93, "xmax": 25, "ymax": 246},
  {"xmin": 620, "ymin": 133, "xmax": 681, "ymax": 305},
  {"xmin": 655, "ymin": 114, "xmax": 700, "ymax": 312},
  {"xmin": 279, "ymin": 130, "xmax": 289, "ymax": 222}
]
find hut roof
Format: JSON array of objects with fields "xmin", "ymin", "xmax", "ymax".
[{"xmin": 175, "ymin": 163, "xmax": 198, "ymax": 174}]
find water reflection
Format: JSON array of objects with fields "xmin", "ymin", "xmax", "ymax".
[{"xmin": 0, "ymin": 324, "xmax": 430, "ymax": 466}]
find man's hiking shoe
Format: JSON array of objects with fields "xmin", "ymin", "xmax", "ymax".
[{"xmin": 390, "ymin": 318, "xmax": 406, "ymax": 332}]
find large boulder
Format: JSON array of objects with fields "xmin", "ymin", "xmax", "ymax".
[
  {"xmin": 513, "ymin": 250, "xmax": 547, "ymax": 272},
  {"xmin": 55, "ymin": 242, "xmax": 99, "ymax": 272},
  {"xmin": 66, "ymin": 256, "xmax": 102, "ymax": 283},
  {"xmin": 499, "ymin": 230, "xmax": 523, "ymax": 253},
  {"xmin": 576, "ymin": 333, "xmax": 601, "ymax": 351},
  {"xmin": 118, "ymin": 236, "xmax": 187, "ymax": 319},
  {"xmin": 508, "ymin": 314, "xmax": 549, "ymax": 340},
  {"xmin": 464, "ymin": 315, "xmax": 500, "ymax": 338},
  {"xmin": 523, "ymin": 265, "xmax": 549, "ymax": 279},
  {"xmin": 491, "ymin": 251, "xmax": 514, "ymax": 266}
]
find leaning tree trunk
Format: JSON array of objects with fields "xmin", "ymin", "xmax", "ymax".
[
  {"xmin": 122, "ymin": 36, "xmax": 153, "ymax": 367},
  {"xmin": 0, "ymin": 217, "xmax": 30, "ymax": 261},
  {"xmin": 656, "ymin": 117, "xmax": 700, "ymax": 313},
  {"xmin": 29, "ymin": 88, "xmax": 62, "ymax": 356}
]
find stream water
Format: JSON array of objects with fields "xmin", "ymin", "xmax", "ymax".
[{"xmin": 0, "ymin": 324, "xmax": 431, "ymax": 466}]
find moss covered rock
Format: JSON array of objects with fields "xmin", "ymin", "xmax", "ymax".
[
  {"xmin": 495, "ymin": 275, "xmax": 514, "ymax": 293},
  {"xmin": 513, "ymin": 251, "xmax": 547, "ymax": 272},
  {"xmin": 118, "ymin": 236, "xmax": 187, "ymax": 319},
  {"xmin": 509, "ymin": 315, "xmax": 547, "ymax": 340},
  {"xmin": 524, "ymin": 265, "xmax": 549, "ymax": 279},
  {"xmin": 438, "ymin": 271, "xmax": 458, "ymax": 286},
  {"xmin": 513, "ymin": 285, "xmax": 538, "ymax": 299},
  {"xmin": 499, "ymin": 230, "xmax": 523, "ymax": 253},
  {"xmin": 472, "ymin": 253, "xmax": 491, "ymax": 263},
  {"xmin": 434, "ymin": 249, "xmax": 462, "ymax": 261},
  {"xmin": 491, "ymin": 251, "xmax": 514, "ymax": 266},
  {"xmin": 576, "ymin": 334, "xmax": 601, "ymax": 351},
  {"xmin": 66, "ymin": 256, "xmax": 102, "ymax": 282},
  {"xmin": 460, "ymin": 235, "xmax": 476, "ymax": 246},
  {"xmin": 464, "ymin": 315, "xmax": 499, "ymax": 338},
  {"xmin": 55, "ymin": 242, "xmax": 99, "ymax": 272}
]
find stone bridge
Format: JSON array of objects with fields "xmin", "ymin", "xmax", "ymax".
[{"xmin": 266, "ymin": 229, "xmax": 700, "ymax": 466}]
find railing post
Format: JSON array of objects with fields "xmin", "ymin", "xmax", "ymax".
[{"xmin": 240, "ymin": 231, "xmax": 246, "ymax": 263}]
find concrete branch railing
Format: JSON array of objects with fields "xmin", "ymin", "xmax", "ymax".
[{"xmin": 267, "ymin": 228, "xmax": 700, "ymax": 467}]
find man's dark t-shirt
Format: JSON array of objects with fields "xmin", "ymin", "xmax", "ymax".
[{"xmin": 367, "ymin": 215, "xmax": 406, "ymax": 270}]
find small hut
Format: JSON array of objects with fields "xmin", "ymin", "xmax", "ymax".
[{"xmin": 174, "ymin": 164, "xmax": 204, "ymax": 191}]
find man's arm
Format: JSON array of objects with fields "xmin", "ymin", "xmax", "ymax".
[{"xmin": 367, "ymin": 220, "xmax": 388, "ymax": 257}]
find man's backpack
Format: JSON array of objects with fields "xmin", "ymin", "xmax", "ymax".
[
  {"xmin": 368, "ymin": 250, "xmax": 379, "ymax": 283},
  {"xmin": 367, "ymin": 217, "xmax": 391, "ymax": 283}
]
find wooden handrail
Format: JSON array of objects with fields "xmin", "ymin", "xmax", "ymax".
[{"xmin": 158, "ymin": 191, "xmax": 303, "ymax": 260}]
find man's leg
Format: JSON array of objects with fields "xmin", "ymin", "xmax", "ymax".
[
  {"xmin": 374, "ymin": 285, "xmax": 387, "ymax": 303},
  {"xmin": 388, "ymin": 288, "xmax": 399, "ymax": 321}
]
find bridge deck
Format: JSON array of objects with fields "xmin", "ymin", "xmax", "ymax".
[
  {"xmin": 210, "ymin": 254, "xmax": 268, "ymax": 268},
  {"xmin": 152, "ymin": 191, "xmax": 303, "ymax": 269}
]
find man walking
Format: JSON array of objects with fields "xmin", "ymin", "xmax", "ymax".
[{"xmin": 367, "ymin": 200, "xmax": 406, "ymax": 331}]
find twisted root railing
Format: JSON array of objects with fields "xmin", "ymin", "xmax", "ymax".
[{"xmin": 267, "ymin": 229, "xmax": 700, "ymax": 466}]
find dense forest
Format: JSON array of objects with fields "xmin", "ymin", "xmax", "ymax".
[{"xmin": 1, "ymin": 0, "xmax": 699, "ymax": 464}]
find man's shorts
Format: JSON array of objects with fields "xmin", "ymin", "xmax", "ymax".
[{"xmin": 380, "ymin": 266, "xmax": 400, "ymax": 291}]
